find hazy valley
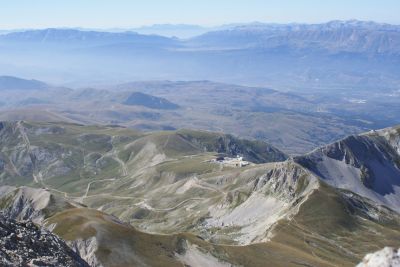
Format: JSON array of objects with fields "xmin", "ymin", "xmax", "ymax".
[{"xmin": 1, "ymin": 75, "xmax": 400, "ymax": 155}]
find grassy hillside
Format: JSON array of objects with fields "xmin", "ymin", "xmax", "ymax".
[
  {"xmin": 45, "ymin": 207, "xmax": 337, "ymax": 267},
  {"xmin": 1, "ymin": 121, "xmax": 400, "ymax": 266}
]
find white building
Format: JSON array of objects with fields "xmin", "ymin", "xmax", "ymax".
[{"xmin": 213, "ymin": 155, "xmax": 250, "ymax": 167}]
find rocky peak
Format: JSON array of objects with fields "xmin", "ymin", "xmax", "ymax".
[{"xmin": 0, "ymin": 212, "xmax": 89, "ymax": 267}]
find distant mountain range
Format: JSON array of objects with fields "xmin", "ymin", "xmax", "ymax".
[
  {"xmin": 3, "ymin": 20, "xmax": 399, "ymax": 53},
  {"xmin": 0, "ymin": 20, "xmax": 399, "ymax": 89},
  {"xmin": 190, "ymin": 20, "xmax": 400, "ymax": 54},
  {"xmin": 0, "ymin": 28, "xmax": 176, "ymax": 47}
]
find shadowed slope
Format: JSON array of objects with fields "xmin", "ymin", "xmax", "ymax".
[{"xmin": 295, "ymin": 125, "xmax": 400, "ymax": 212}]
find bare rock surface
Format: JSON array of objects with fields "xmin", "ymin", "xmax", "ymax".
[
  {"xmin": 0, "ymin": 212, "xmax": 89, "ymax": 267},
  {"xmin": 357, "ymin": 247, "xmax": 400, "ymax": 267}
]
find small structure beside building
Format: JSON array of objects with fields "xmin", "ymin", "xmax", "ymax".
[{"xmin": 211, "ymin": 155, "xmax": 250, "ymax": 167}]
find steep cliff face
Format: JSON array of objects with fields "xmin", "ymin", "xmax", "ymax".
[
  {"xmin": 0, "ymin": 212, "xmax": 89, "ymax": 267},
  {"xmin": 204, "ymin": 161, "xmax": 319, "ymax": 244},
  {"xmin": 295, "ymin": 126, "xmax": 400, "ymax": 212}
]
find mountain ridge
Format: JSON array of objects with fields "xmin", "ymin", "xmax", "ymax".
[
  {"xmin": 189, "ymin": 20, "xmax": 400, "ymax": 55},
  {"xmin": 295, "ymin": 125, "xmax": 400, "ymax": 212}
]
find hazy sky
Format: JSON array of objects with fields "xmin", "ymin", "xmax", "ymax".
[{"xmin": 1, "ymin": 0, "xmax": 399, "ymax": 29}]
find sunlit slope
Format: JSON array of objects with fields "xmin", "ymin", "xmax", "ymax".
[
  {"xmin": 83, "ymin": 161, "xmax": 317, "ymax": 245},
  {"xmin": 45, "ymin": 207, "xmax": 338, "ymax": 267},
  {"xmin": 269, "ymin": 181, "xmax": 400, "ymax": 266}
]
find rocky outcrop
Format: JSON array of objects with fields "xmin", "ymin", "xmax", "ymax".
[
  {"xmin": 357, "ymin": 247, "xmax": 400, "ymax": 267},
  {"xmin": 0, "ymin": 212, "xmax": 89, "ymax": 267},
  {"xmin": 69, "ymin": 237, "xmax": 103, "ymax": 267}
]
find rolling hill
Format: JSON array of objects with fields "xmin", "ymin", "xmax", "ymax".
[
  {"xmin": 123, "ymin": 92, "xmax": 179, "ymax": 110},
  {"xmin": 2, "ymin": 78, "xmax": 386, "ymax": 155}
]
